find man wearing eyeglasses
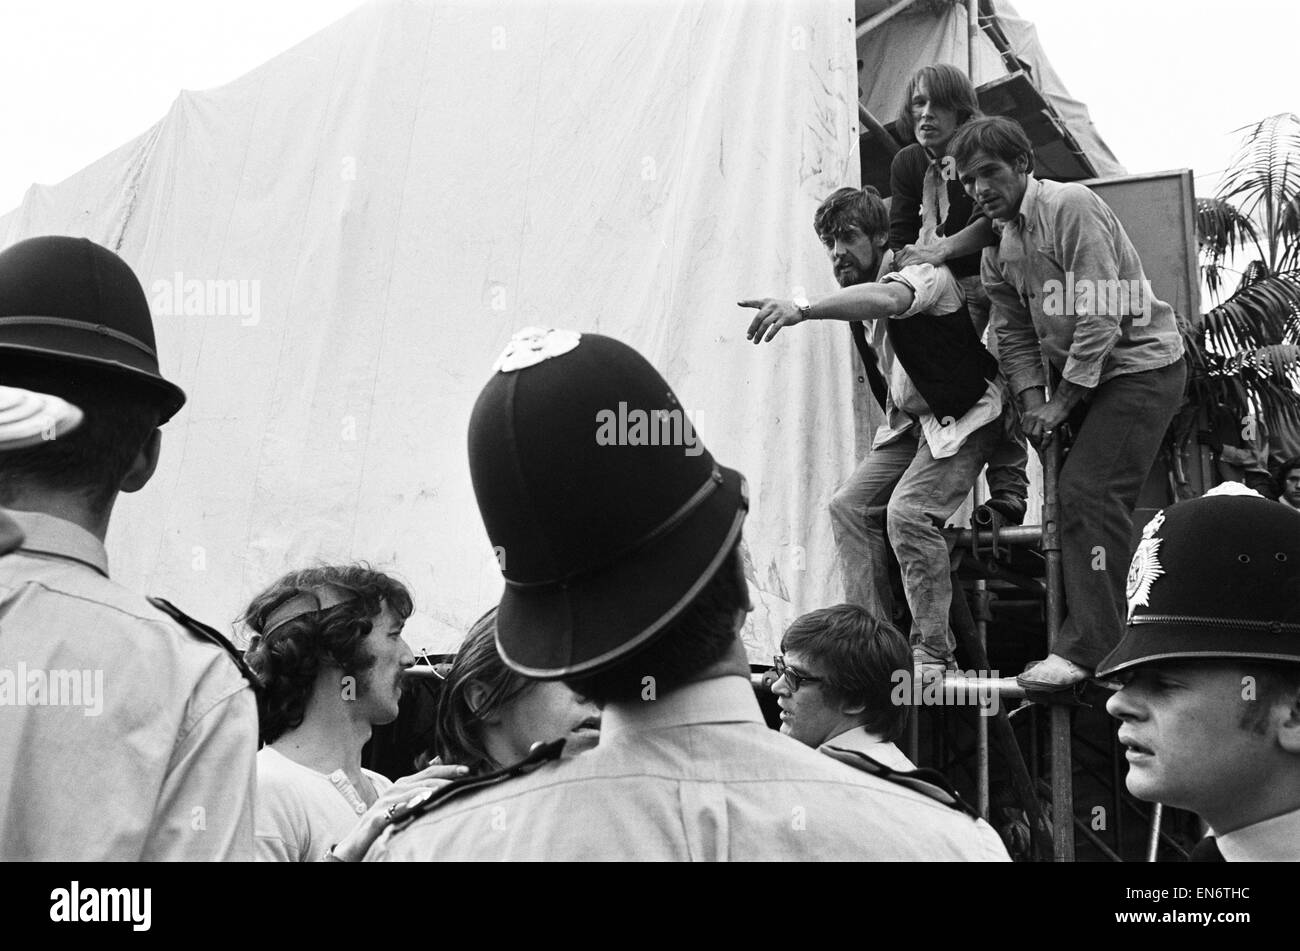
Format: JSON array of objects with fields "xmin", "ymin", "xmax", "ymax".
[{"xmin": 772, "ymin": 604, "xmax": 915, "ymax": 771}]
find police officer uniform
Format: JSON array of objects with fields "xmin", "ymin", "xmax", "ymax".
[
  {"xmin": 366, "ymin": 328, "xmax": 1008, "ymax": 862},
  {"xmin": 0, "ymin": 237, "xmax": 258, "ymax": 860},
  {"xmin": 1097, "ymin": 484, "xmax": 1300, "ymax": 862}
]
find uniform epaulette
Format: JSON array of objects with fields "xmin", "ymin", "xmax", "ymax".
[
  {"xmin": 388, "ymin": 738, "xmax": 567, "ymax": 831},
  {"xmin": 822, "ymin": 745, "xmax": 980, "ymax": 820},
  {"xmin": 147, "ymin": 595, "xmax": 263, "ymax": 697},
  {"xmin": 0, "ymin": 511, "xmax": 23, "ymax": 555}
]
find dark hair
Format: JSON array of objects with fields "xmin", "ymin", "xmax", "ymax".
[
  {"xmin": 813, "ymin": 186, "xmax": 889, "ymax": 244},
  {"xmin": 0, "ymin": 355, "xmax": 162, "ymax": 514},
  {"xmin": 243, "ymin": 564, "xmax": 415, "ymax": 745},
  {"xmin": 947, "ymin": 115, "xmax": 1035, "ymax": 176},
  {"xmin": 565, "ymin": 542, "xmax": 747, "ymax": 705},
  {"xmin": 1238, "ymin": 662, "xmax": 1300, "ymax": 735},
  {"xmin": 896, "ymin": 64, "xmax": 981, "ymax": 144},
  {"xmin": 780, "ymin": 603, "xmax": 911, "ymax": 742},
  {"xmin": 1279, "ymin": 457, "xmax": 1300, "ymax": 481},
  {"xmin": 432, "ymin": 607, "xmax": 534, "ymax": 774}
]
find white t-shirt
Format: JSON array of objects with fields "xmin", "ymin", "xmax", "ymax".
[{"xmin": 254, "ymin": 745, "xmax": 393, "ymax": 862}]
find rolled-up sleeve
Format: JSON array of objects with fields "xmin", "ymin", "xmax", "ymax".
[
  {"xmin": 983, "ymin": 250, "xmax": 1046, "ymax": 395},
  {"xmin": 880, "ymin": 262, "xmax": 962, "ymax": 318},
  {"xmin": 1055, "ymin": 194, "xmax": 1124, "ymax": 388}
]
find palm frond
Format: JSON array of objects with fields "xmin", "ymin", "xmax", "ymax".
[
  {"xmin": 1217, "ymin": 113, "xmax": 1300, "ymax": 270},
  {"xmin": 1201, "ymin": 269, "xmax": 1300, "ymax": 354},
  {"xmin": 1236, "ymin": 259, "xmax": 1270, "ymax": 292},
  {"xmin": 1223, "ymin": 345, "xmax": 1300, "ymax": 412},
  {"xmin": 1196, "ymin": 198, "xmax": 1260, "ymax": 299},
  {"xmin": 1182, "ymin": 334, "xmax": 1300, "ymax": 428},
  {"xmin": 1196, "ymin": 197, "xmax": 1259, "ymax": 260},
  {"xmin": 1282, "ymin": 194, "xmax": 1300, "ymax": 271}
]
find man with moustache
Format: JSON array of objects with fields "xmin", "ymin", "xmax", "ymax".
[
  {"xmin": 1100, "ymin": 486, "xmax": 1300, "ymax": 861},
  {"xmin": 742, "ymin": 186, "xmax": 1012, "ymax": 676},
  {"xmin": 243, "ymin": 565, "xmax": 459, "ymax": 862}
]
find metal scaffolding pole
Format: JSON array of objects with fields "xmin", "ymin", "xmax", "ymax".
[
  {"xmin": 970, "ymin": 486, "xmax": 990, "ymax": 821},
  {"xmin": 1146, "ymin": 804, "xmax": 1164, "ymax": 862},
  {"xmin": 950, "ymin": 524, "xmax": 1044, "ymax": 547},
  {"xmin": 948, "ymin": 581, "xmax": 1053, "ymax": 860},
  {"xmin": 1042, "ymin": 424, "xmax": 1075, "ymax": 861},
  {"xmin": 967, "ymin": 0, "xmax": 979, "ymax": 80},
  {"xmin": 856, "ymin": 0, "xmax": 924, "ymax": 37}
]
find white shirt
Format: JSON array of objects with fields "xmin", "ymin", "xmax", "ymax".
[
  {"xmin": 868, "ymin": 258, "xmax": 1002, "ymax": 459},
  {"xmin": 1215, "ymin": 807, "xmax": 1300, "ymax": 862},
  {"xmin": 366, "ymin": 675, "xmax": 1009, "ymax": 861},
  {"xmin": 821, "ymin": 725, "xmax": 917, "ymax": 772},
  {"xmin": 255, "ymin": 745, "xmax": 394, "ymax": 861}
]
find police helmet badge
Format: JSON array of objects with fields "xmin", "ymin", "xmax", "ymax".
[
  {"xmin": 1126, "ymin": 510, "xmax": 1165, "ymax": 616},
  {"xmin": 493, "ymin": 327, "xmax": 581, "ymax": 373}
]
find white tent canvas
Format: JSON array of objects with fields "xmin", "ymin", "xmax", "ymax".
[
  {"xmin": 1, "ymin": 0, "xmax": 864, "ymax": 657},
  {"xmin": 1, "ymin": 0, "xmax": 1120, "ymax": 659}
]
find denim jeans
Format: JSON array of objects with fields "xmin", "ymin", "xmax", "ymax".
[
  {"xmin": 830, "ymin": 415, "xmax": 1004, "ymax": 660},
  {"xmin": 1055, "ymin": 359, "xmax": 1187, "ymax": 668}
]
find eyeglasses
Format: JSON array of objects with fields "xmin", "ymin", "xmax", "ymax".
[{"xmin": 772, "ymin": 655, "xmax": 827, "ymax": 693}]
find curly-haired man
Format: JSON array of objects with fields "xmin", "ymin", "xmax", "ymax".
[{"xmin": 243, "ymin": 565, "xmax": 456, "ymax": 861}]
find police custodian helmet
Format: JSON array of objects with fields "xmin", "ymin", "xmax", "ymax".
[
  {"xmin": 467, "ymin": 328, "xmax": 748, "ymax": 680},
  {"xmin": 1097, "ymin": 484, "xmax": 1300, "ymax": 677},
  {"xmin": 0, "ymin": 236, "xmax": 186, "ymax": 422}
]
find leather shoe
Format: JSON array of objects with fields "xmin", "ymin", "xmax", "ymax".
[
  {"xmin": 984, "ymin": 493, "xmax": 1027, "ymax": 526},
  {"xmin": 1016, "ymin": 653, "xmax": 1091, "ymax": 689}
]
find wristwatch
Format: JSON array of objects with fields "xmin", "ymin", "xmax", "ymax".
[{"xmin": 793, "ymin": 296, "xmax": 812, "ymax": 321}]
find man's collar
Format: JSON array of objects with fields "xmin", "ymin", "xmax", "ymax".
[
  {"xmin": 7, "ymin": 509, "xmax": 109, "ymax": 577},
  {"xmin": 600, "ymin": 673, "xmax": 763, "ymax": 738},
  {"xmin": 1010, "ymin": 174, "xmax": 1041, "ymax": 229},
  {"xmin": 1216, "ymin": 806, "xmax": 1300, "ymax": 861},
  {"xmin": 823, "ymin": 725, "xmax": 886, "ymax": 749}
]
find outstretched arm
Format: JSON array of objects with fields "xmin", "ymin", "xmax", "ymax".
[{"xmin": 739, "ymin": 281, "xmax": 914, "ymax": 344}]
